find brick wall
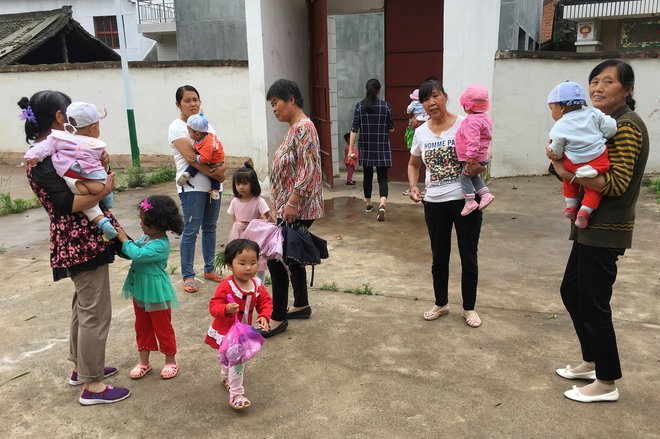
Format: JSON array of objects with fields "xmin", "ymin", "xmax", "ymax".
[{"xmin": 541, "ymin": 0, "xmax": 555, "ymax": 43}]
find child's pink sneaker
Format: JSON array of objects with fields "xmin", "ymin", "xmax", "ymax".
[
  {"xmin": 574, "ymin": 210, "xmax": 590, "ymax": 229},
  {"xmin": 461, "ymin": 199, "xmax": 479, "ymax": 216},
  {"xmin": 564, "ymin": 207, "xmax": 578, "ymax": 222},
  {"xmin": 478, "ymin": 192, "xmax": 495, "ymax": 211}
]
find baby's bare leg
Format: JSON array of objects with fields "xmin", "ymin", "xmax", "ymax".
[{"xmin": 76, "ymin": 180, "xmax": 105, "ymax": 195}]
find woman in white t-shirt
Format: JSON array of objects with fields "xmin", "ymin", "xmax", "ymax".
[
  {"xmin": 407, "ymin": 79, "xmax": 486, "ymax": 328},
  {"xmin": 168, "ymin": 85, "xmax": 226, "ymax": 293}
]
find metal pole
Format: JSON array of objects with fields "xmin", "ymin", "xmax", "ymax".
[{"xmin": 115, "ymin": 0, "xmax": 140, "ymax": 166}]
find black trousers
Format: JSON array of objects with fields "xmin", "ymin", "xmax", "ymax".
[
  {"xmin": 362, "ymin": 166, "xmax": 389, "ymax": 200},
  {"xmin": 424, "ymin": 200, "xmax": 482, "ymax": 310},
  {"xmin": 268, "ymin": 219, "xmax": 314, "ymax": 321},
  {"xmin": 560, "ymin": 242, "xmax": 624, "ymax": 381}
]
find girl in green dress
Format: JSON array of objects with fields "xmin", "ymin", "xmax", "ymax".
[{"xmin": 116, "ymin": 195, "xmax": 184, "ymax": 380}]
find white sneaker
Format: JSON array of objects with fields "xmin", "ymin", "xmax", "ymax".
[{"xmin": 177, "ymin": 171, "xmax": 191, "ymax": 186}]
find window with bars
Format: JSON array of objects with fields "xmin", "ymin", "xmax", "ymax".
[{"xmin": 94, "ymin": 16, "xmax": 120, "ymax": 49}]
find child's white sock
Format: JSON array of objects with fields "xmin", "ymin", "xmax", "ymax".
[
  {"xmin": 565, "ymin": 197, "xmax": 578, "ymax": 209},
  {"xmin": 579, "ymin": 206, "xmax": 594, "ymax": 214}
]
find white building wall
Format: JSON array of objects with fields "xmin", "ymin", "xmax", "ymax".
[
  {"xmin": 2, "ymin": 66, "xmax": 252, "ymax": 160},
  {"xmin": 490, "ymin": 57, "xmax": 660, "ymax": 176},
  {"xmin": 245, "ymin": 0, "xmax": 310, "ymax": 180},
  {"xmin": 1, "ymin": 0, "xmax": 153, "ymax": 61},
  {"xmin": 442, "ymin": 0, "xmax": 502, "ymax": 115}
]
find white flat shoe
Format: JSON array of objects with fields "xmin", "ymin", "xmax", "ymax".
[
  {"xmin": 564, "ymin": 385, "xmax": 619, "ymax": 403},
  {"xmin": 556, "ymin": 365, "xmax": 596, "ymax": 380}
]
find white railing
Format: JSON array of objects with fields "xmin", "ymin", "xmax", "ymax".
[
  {"xmin": 137, "ymin": 0, "xmax": 175, "ymax": 24},
  {"xmin": 563, "ymin": 0, "xmax": 660, "ymax": 19}
]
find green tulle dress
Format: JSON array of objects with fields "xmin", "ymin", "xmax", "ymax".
[{"xmin": 122, "ymin": 235, "xmax": 179, "ymax": 311}]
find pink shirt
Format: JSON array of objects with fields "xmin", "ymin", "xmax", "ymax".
[
  {"xmin": 269, "ymin": 118, "xmax": 324, "ymax": 220},
  {"xmin": 227, "ymin": 196, "xmax": 271, "ymax": 242},
  {"xmin": 25, "ymin": 130, "xmax": 106, "ymax": 177},
  {"xmin": 454, "ymin": 113, "xmax": 492, "ymax": 162}
]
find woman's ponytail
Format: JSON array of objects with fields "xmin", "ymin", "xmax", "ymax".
[
  {"xmin": 361, "ymin": 78, "xmax": 381, "ymax": 113},
  {"xmin": 17, "ymin": 91, "xmax": 71, "ymax": 144},
  {"xmin": 17, "ymin": 97, "xmax": 41, "ymax": 144}
]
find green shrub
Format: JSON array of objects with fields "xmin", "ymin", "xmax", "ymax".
[
  {"xmin": 650, "ymin": 177, "xmax": 660, "ymax": 200},
  {"xmin": 344, "ymin": 283, "xmax": 373, "ymax": 295},
  {"xmin": 320, "ymin": 282, "xmax": 339, "ymax": 291},
  {"xmin": 124, "ymin": 165, "xmax": 146, "ymax": 188},
  {"xmin": 0, "ymin": 193, "xmax": 40, "ymax": 216},
  {"xmin": 146, "ymin": 165, "xmax": 177, "ymax": 185},
  {"xmin": 213, "ymin": 251, "xmax": 225, "ymax": 273}
]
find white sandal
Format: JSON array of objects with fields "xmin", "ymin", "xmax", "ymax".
[
  {"xmin": 463, "ymin": 310, "xmax": 482, "ymax": 328},
  {"xmin": 423, "ymin": 305, "xmax": 449, "ymax": 321}
]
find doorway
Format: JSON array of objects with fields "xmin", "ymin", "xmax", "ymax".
[{"xmin": 310, "ymin": 0, "xmax": 444, "ymax": 183}]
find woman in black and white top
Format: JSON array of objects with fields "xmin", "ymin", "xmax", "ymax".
[{"xmin": 407, "ymin": 79, "xmax": 486, "ymax": 328}]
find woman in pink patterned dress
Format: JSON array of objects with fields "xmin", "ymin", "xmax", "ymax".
[{"xmin": 261, "ymin": 79, "xmax": 324, "ymax": 338}]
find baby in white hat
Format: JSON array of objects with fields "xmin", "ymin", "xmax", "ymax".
[
  {"xmin": 177, "ymin": 113, "xmax": 225, "ymax": 201},
  {"xmin": 547, "ymin": 81, "xmax": 617, "ymax": 229},
  {"xmin": 25, "ymin": 102, "xmax": 116, "ymax": 239}
]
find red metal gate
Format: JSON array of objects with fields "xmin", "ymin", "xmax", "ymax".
[
  {"xmin": 384, "ymin": 0, "xmax": 444, "ymax": 182},
  {"xmin": 309, "ymin": 0, "xmax": 334, "ymax": 188}
]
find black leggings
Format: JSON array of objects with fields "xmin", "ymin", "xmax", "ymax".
[
  {"xmin": 267, "ymin": 219, "xmax": 314, "ymax": 321},
  {"xmin": 560, "ymin": 242, "xmax": 624, "ymax": 381},
  {"xmin": 362, "ymin": 166, "xmax": 389, "ymax": 200},
  {"xmin": 424, "ymin": 200, "xmax": 482, "ymax": 310}
]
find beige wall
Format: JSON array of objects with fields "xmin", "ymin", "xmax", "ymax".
[
  {"xmin": 6, "ymin": 58, "xmax": 657, "ymax": 179},
  {"xmin": 3, "ymin": 65, "xmax": 256, "ymax": 169},
  {"xmin": 443, "ymin": 0, "xmax": 502, "ymax": 115},
  {"xmin": 490, "ymin": 56, "xmax": 660, "ymax": 177}
]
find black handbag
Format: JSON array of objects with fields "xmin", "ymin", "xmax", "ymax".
[{"xmin": 280, "ymin": 223, "xmax": 328, "ymax": 286}]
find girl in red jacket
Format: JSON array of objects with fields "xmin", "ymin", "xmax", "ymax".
[{"xmin": 204, "ymin": 239, "xmax": 272, "ymax": 410}]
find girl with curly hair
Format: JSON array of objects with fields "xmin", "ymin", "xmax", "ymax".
[{"xmin": 116, "ymin": 195, "xmax": 184, "ymax": 380}]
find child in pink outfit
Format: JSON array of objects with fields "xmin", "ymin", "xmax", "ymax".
[
  {"xmin": 227, "ymin": 161, "xmax": 275, "ymax": 283},
  {"xmin": 455, "ymin": 84, "xmax": 495, "ymax": 216},
  {"xmin": 343, "ymin": 132, "xmax": 358, "ymax": 185},
  {"xmin": 24, "ymin": 102, "xmax": 117, "ymax": 239}
]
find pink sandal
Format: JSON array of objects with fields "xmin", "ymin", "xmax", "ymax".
[
  {"xmin": 161, "ymin": 362, "xmax": 179, "ymax": 379},
  {"xmin": 221, "ymin": 376, "xmax": 230, "ymax": 392},
  {"xmin": 228, "ymin": 394, "xmax": 251, "ymax": 410},
  {"xmin": 129, "ymin": 363, "xmax": 152, "ymax": 379}
]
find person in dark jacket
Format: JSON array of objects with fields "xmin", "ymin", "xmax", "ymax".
[{"xmin": 348, "ymin": 78, "xmax": 394, "ymax": 221}]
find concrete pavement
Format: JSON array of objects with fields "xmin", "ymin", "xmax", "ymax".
[{"xmin": 0, "ymin": 164, "xmax": 659, "ymax": 438}]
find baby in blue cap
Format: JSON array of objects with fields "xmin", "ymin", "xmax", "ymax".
[{"xmin": 547, "ymin": 80, "xmax": 617, "ymax": 229}]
